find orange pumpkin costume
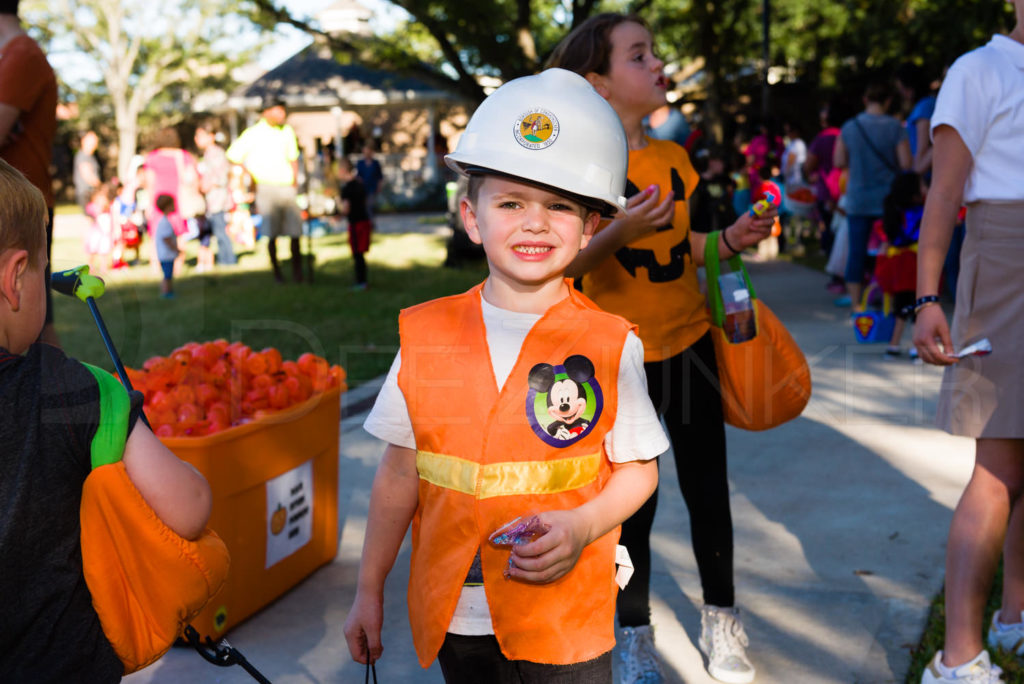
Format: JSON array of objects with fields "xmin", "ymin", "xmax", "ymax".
[
  {"xmin": 397, "ymin": 282, "xmax": 632, "ymax": 667},
  {"xmin": 581, "ymin": 138, "xmax": 703, "ymax": 362},
  {"xmin": 79, "ymin": 364, "xmax": 229, "ymax": 674}
]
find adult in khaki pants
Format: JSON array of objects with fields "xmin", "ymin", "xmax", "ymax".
[{"xmin": 227, "ymin": 98, "xmax": 303, "ymax": 283}]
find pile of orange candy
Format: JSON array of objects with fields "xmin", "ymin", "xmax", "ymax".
[{"xmin": 126, "ymin": 340, "xmax": 346, "ymax": 438}]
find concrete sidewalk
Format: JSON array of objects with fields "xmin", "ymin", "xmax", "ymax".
[{"xmin": 125, "ymin": 257, "xmax": 973, "ymax": 684}]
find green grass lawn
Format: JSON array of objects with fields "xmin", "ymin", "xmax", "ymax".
[{"xmin": 51, "ymin": 225, "xmax": 488, "ymax": 387}]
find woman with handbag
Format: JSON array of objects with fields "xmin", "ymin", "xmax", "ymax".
[
  {"xmin": 914, "ymin": 3, "xmax": 1024, "ymax": 681},
  {"xmin": 833, "ymin": 82, "xmax": 912, "ymax": 309},
  {"xmin": 548, "ymin": 14, "xmax": 777, "ymax": 683}
]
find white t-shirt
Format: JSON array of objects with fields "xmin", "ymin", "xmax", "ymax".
[
  {"xmin": 931, "ymin": 34, "xmax": 1024, "ymax": 203},
  {"xmin": 363, "ymin": 292, "xmax": 669, "ymax": 635}
]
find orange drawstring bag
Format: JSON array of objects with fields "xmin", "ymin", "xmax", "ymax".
[
  {"xmin": 79, "ymin": 364, "xmax": 230, "ymax": 674},
  {"xmin": 704, "ymin": 235, "xmax": 811, "ymax": 430}
]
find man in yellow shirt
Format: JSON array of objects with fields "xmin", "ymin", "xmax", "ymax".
[{"xmin": 227, "ymin": 98, "xmax": 304, "ymax": 283}]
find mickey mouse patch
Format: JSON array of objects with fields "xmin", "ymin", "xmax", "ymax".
[{"xmin": 526, "ymin": 355, "xmax": 603, "ymax": 448}]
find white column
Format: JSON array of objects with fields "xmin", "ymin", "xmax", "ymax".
[
  {"xmin": 331, "ymin": 105, "xmax": 344, "ymax": 161},
  {"xmin": 426, "ymin": 104, "xmax": 437, "ymax": 183}
]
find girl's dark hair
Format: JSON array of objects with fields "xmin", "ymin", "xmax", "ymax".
[
  {"xmin": 0, "ymin": 1, "xmax": 19, "ymax": 16},
  {"xmin": 152, "ymin": 126, "xmax": 181, "ymax": 150},
  {"xmin": 863, "ymin": 81, "xmax": 893, "ymax": 106},
  {"xmin": 882, "ymin": 172, "xmax": 922, "ymax": 242},
  {"xmin": 895, "ymin": 62, "xmax": 930, "ymax": 100},
  {"xmin": 546, "ymin": 13, "xmax": 648, "ymax": 76}
]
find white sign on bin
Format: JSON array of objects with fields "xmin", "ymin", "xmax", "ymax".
[{"xmin": 265, "ymin": 459, "xmax": 314, "ymax": 568}]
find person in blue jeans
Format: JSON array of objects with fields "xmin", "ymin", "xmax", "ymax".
[
  {"xmin": 833, "ymin": 81, "xmax": 912, "ymax": 309},
  {"xmin": 195, "ymin": 122, "xmax": 237, "ymax": 266}
]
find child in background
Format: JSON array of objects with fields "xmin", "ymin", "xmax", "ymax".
[
  {"xmin": 227, "ymin": 165, "xmax": 256, "ymax": 250},
  {"xmin": 336, "ymin": 157, "xmax": 372, "ymax": 290},
  {"xmin": 0, "ymin": 158, "xmax": 212, "ymax": 681},
  {"xmin": 343, "ymin": 68, "xmax": 664, "ymax": 682},
  {"xmin": 153, "ymin": 193, "xmax": 179, "ymax": 299},
  {"xmin": 688, "ymin": 146, "xmax": 737, "ymax": 235},
  {"xmin": 548, "ymin": 14, "xmax": 775, "ymax": 683},
  {"xmin": 873, "ymin": 172, "xmax": 923, "ymax": 359},
  {"xmin": 112, "ymin": 178, "xmax": 142, "ymax": 266},
  {"xmin": 83, "ymin": 183, "xmax": 116, "ymax": 274}
]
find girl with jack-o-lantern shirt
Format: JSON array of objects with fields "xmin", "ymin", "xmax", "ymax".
[{"xmin": 550, "ymin": 13, "xmax": 776, "ymax": 683}]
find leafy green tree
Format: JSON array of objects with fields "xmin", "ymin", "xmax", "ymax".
[
  {"xmin": 244, "ymin": 0, "xmax": 628, "ymax": 104},
  {"xmin": 246, "ymin": 0, "xmax": 1014, "ymax": 143},
  {"xmin": 25, "ymin": 0, "xmax": 260, "ymax": 179}
]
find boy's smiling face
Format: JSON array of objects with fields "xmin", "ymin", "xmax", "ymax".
[{"xmin": 461, "ymin": 175, "xmax": 599, "ymax": 305}]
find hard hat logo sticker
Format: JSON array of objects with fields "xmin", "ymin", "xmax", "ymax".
[{"xmin": 514, "ymin": 109, "xmax": 559, "ymax": 150}]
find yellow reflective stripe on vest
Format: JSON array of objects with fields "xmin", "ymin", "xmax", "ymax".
[{"xmin": 416, "ymin": 450, "xmax": 602, "ymax": 499}]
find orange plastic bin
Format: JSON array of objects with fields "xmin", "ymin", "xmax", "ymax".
[{"xmin": 160, "ymin": 386, "xmax": 342, "ymax": 637}]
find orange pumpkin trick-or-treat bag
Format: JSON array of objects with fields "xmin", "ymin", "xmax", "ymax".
[{"xmin": 79, "ymin": 363, "xmax": 229, "ymax": 674}]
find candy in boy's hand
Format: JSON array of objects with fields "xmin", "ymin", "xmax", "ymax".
[
  {"xmin": 489, "ymin": 515, "xmax": 550, "ymax": 579},
  {"xmin": 749, "ymin": 191, "xmax": 778, "ymax": 217},
  {"xmin": 489, "ymin": 515, "xmax": 549, "ymax": 546}
]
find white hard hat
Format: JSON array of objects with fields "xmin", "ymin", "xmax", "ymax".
[{"xmin": 445, "ymin": 68, "xmax": 628, "ymax": 217}]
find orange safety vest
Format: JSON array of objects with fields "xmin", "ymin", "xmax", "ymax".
[
  {"xmin": 582, "ymin": 138, "xmax": 706, "ymax": 362},
  {"xmin": 398, "ymin": 281, "xmax": 633, "ymax": 667}
]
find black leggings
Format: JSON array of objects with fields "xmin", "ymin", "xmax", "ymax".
[
  {"xmin": 353, "ymin": 252, "xmax": 367, "ymax": 285},
  {"xmin": 617, "ymin": 331, "xmax": 734, "ymax": 627}
]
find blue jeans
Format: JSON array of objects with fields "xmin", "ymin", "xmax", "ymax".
[
  {"xmin": 845, "ymin": 214, "xmax": 880, "ymax": 284},
  {"xmin": 208, "ymin": 212, "xmax": 236, "ymax": 265},
  {"xmin": 437, "ymin": 634, "xmax": 612, "ymax": 683}
]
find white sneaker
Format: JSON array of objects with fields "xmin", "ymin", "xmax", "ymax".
[
  {"xmin": 921, "ymin": 650, "xmax": 1004, "ymax": 683},
  {"xmin": 617, "ymin": 625, "xmax": 664, "ymax": 684},
  {"xmin": 987, "ymin": 610, "xmax": 1024, "ymax": 655},
  {"xmin": 698, "ymin": 605, "xmax": 756, "ymax": 684}
]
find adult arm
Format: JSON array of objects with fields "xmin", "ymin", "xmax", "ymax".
[
  {"xmin": 833, "ymin": 134, "xmax": 848, "ymax": 170},
  {"xmin": 343, "ymin": 443, "xmax": 419, "ymax": 664},
  {"xmin": 506, "ymin": 457, "xmax": 658, "ymax": 583},
  {"xmin": 802, "ymin": 148, "xmax": 820, "ymax": 181},
  {"xmin": 912, "ymin": 125, "xmax": 971, "ymax": 365},
  {"xmin": 913, "ymin": 118, "xmax": 933, "ymax": 175},
  {"xmin": 0, "ymin": 102, "xmax": 19, "ymax": 147},
  {"xmin": 896, "ymin": 137, "xmax": 913, "ymax": 171},
  {"xmin": 122, "ymin": 422, "xmax": 212, "ymax": 540}
]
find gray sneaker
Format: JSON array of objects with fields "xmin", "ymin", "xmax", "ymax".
[
  {"xmin": 987, "ymin": 610, "xmax": 1024, "ymax": 655},
  {"xmin": 617, "ymin": 625, "xmax": 664, "ymax": 684},
  {"xmin": 699, "ymin": 605, "xmax": 756, "ymax": 684}
]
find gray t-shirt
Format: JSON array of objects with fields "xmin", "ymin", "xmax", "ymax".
[
  {"xmin": 840, "ymin": 112, "xmax": 906, "ymax": 216},
  {"xmin": 73, "ymin": 150, "xmax": 100, "ymax": 200}
]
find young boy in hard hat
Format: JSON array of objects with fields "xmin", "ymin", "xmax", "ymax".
[
  {"xmin": 343, "ymin": 68, "xmax": 667, "ymax": 681},
  {"xmin": 0, "ymin": 158, "xmax": 212, "ymax": 680}
]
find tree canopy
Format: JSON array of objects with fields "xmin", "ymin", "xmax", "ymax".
[
  {"xmin": 25, "ymin": 0, "xmax": 260, "ymax": 179},
  {"xmin": 247, "ymin": 0, "xmax": 1013, "ymax": 141}
]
